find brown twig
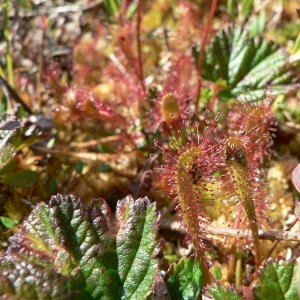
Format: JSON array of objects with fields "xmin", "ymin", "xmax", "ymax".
[
  {"xmin": 68, "ymin": 136, "xmax": 121, "ymax": 148},
  {"xmin": 160, "ymin": 219, "xmax": 300, "ymax": 242},
  {"xmin": 33, "ymin": 146, "xmax": 137, "ymax": 179},
  {"xmin": 265, "ymin": 218, "xmax": 299, "ymax": 260}
]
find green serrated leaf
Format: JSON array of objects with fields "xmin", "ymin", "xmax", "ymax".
[
  {"xmin": 165, "ymin": 257, "xmax": 203, "ymax": 300},
  {"xmin": 204, "ymin": 282, "xmax": 242, "ymax": 300},
  {"xmin": 195, "ymin": 25, "xmax": 299, "ymax": 101},
  {"xmin": 254, "ymin": 260, "xmax": 298, "ymax": 300},
  {"xmin": 0, "ymin": 262, "xmax": 91, "ymax": 299},
  {"xmin": 0, "ymin": 194, "xmax": 158, "ymax": 299},
  {"xmin": 116, "ymin": 195, "xmax": 158, "ymax": 299},
  {"xmin": 1, "ymin": 170, "xmax": 38, "ymax": 187}
]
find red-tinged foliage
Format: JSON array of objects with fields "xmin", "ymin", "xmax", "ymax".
[
  {"xmin": 154, "ymin": 120, "xmax": 226, "ymax": 249},
  {"xmin": 62, "ymin": 86, "xmax": 115, "ymax": 121},
  {"xmin": 227, "ymin": 94, "xmax": 275, "ymax": 164},
  {"xmin": 148, "ymin": 57, "xmax": 194, "ymax": 131}
]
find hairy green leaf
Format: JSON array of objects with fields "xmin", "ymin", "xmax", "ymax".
[
  {"xmin": 0, "ymin": 194, "xmax": 159, "ymax": 299},
  {"xmin": 1, "ymin": 170, "xmax": 38, "ymax": 187},
  {"xmin": 0, "ymin": 262, "xmax": 91, "ymax": 300},
  {"xmin": 254, "ymin": 260, "xmax": 298, "ymax": 300},
  {"xmin": 194, "ymin": 25, "xmax": 299, "ymax": 100},
  {"xmin": 203, "ymin": 282, "xmax": 242, "ymax": 300},
  {"xmin": 0, "ymin": 159, "xmax": 15, "ymax": 175},
  {"xmin": 165, "ymin": 257, "xmax": 203, "ymax": 300}
]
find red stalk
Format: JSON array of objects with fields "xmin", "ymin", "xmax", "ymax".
[{"xmin": 137, "ymin": 0, "xmax": 145, "ymax": 93}]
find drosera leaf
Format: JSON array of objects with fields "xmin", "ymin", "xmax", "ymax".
[
  {"xmin": 165, "ymin": 257, "xmax": 203, "ymax": 300},
  {"xmin": 203, "ymin": 282, "xmax": 242, "ymax": 300},
  {"xmin": 194, "ymin": 25, "xmax": 299, "ymax": 100},
  {"xmin": 0, "ymin": 194, "xmax": 159, "ymax": 299},
  {"xmin": 1, "ymin": 169, "xmax": 38, "ymax": 187},
  {"xmin": 254, "ymin": 259, "xmax": 298, "ymax": 300}
]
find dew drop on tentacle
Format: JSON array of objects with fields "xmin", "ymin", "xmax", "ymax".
[{"xmin": 215, "ymin": 112, "xmax": 221, "ymax": 121}]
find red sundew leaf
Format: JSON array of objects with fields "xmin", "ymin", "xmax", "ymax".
[{"xmin": 292, "ymin": 164, "xmax": 300, "ymax": 194}]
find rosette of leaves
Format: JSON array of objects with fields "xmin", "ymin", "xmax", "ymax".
[
  {"xmin": 0, "ymin": 194, "xmax": 159, "ymax": 299},
  {"xmin": 193, "ymin": 25, "xmax": 299, "ymax": 100}
]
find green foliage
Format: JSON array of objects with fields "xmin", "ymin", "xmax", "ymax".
[
  {"xmin": 193, "ymin": 25, "xmax": 299, "ymax": 100},
  {"xmin": 254, "ymin": 260, "xmax": 298, "ymax": 300},
  {"xmin": 0, "ymin": 216, "xmax": 18, "ymax": 229},
  {"xmin": 203, "ymin": 282, "xmax": 242, "ymax": 300},
  {"xmin": 165, "ymin": 257, "xmax": 203, "ymax": 300},
  {"xmin": 2, "ymin": 0, "xmax": 300, "ymax": 298},
  {"xmin": 1, "ymin": 169, "xmax": 38, "ymax": 187},
  {"xmin": 0, "ymin": 130, "xmax": 15, "ymax": 168},
  {"xmin": 0, "ymin": 194, "xmax": 159, "ymax": 299}
]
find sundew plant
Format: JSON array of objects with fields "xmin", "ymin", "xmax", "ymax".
[{"xmin": 0, "ymin": 0, "xmax": 300, "ymax": 299}]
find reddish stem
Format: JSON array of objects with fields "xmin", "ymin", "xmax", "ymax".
[
  {"xmin": 137, "ymin": 0, "xmax": 145, "ymax": 93},
  {"xmin": 195, "ymin": 0, "xmax": 218, "ymax": 114}
]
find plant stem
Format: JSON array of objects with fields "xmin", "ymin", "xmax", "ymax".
[
  {"xmin": 160, "ymin": 219, "xmax": 300, "ymax": 242},
  {"xmin": 235, "ymin": 249, "xmax": 242, "ymax": 288},
  {"xmin": 193, "ymin": 238, "xmax": 213, "ymax": 285},
  {"xmin": 227, "ymin": 206, "xmax": 242, "ymax": 283},
  {"xmin": 4, "ymin": 0, "xmax": 14, "ymax": 88},
  {"xmin": 195, "ymin": 0, "xmax": 218, "ymax": 114},
  {"xmin": 137, "ymin": 0, "xmax": 145, "ymax": 93}
]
